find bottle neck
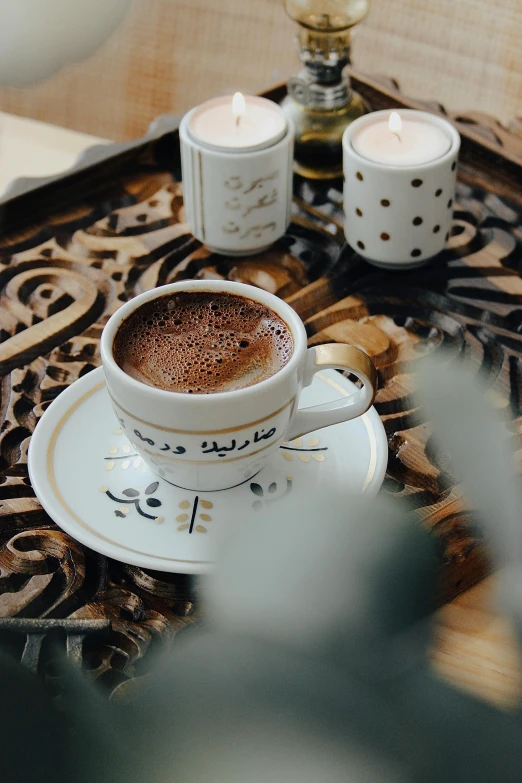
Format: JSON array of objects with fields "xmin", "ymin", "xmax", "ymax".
[
  {"xmin": 295, "ymin": 27, "xmax": 352, "ymax": 84},
  {"xmin": 287, "ymin": 68, "xmax": 352, "ymax": 110}
]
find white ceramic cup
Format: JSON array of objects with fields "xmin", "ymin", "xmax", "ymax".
[{"xmin": 100, "ymin": 280, "xmax": 377, "ymax": 491}]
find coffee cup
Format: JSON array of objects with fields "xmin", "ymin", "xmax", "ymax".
[{"xmin": 100, "ymin": 280, "xmax": 377, "ymax": 491}]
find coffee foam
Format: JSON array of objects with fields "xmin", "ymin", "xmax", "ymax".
[{"xmin": 113, "ymin": 291, "xmax": 294, "ymax": 394}]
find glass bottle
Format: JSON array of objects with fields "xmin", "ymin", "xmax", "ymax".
[{"xmin": 281, "ymin": 0, "xmax": 372, "ymax": 179}]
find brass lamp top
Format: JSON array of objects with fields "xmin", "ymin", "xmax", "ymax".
[{"xmin": 282, "ymin": 0, "xmax": 371, "ymax": 32}]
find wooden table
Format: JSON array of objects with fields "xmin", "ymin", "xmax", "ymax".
[
  {"xmin": 433, "ymin": 577, "xmax": 521, "ymax": 709},
  {"xmin": 0, "ymin": 77, "xmax": 521, "ymax": 708}
]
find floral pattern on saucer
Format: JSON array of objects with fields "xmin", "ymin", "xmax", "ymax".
[
  {"xmin": 280, "ymin": 436, "xmax": 328, "ymax": 463},
  {"xmin": 100, "ymin": 432, "xmax": 330, "ymax": 530}
]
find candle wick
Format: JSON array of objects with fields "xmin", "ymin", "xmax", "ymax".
[
  {"xmin": 392, "ymin": 132, "xmax": 401, "ymax": 143},
  {"xmin": 236, "ymin": 115, "xmax": 241, "ymax": 128}
]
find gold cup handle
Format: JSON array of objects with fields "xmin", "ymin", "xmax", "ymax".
[{"xmin": 286, "ymin": 344, "xmax": 377, "ymax": 441}]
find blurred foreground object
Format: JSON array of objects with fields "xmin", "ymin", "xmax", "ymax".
[
  {"xmin": 0, "ymin": 0, "xmax": 130, "ymax": 86},
  {"xmin": 418, "ymin": 354, "xmax": 522, "ymax": 648},
  {"xmin": 2, "ymin": 358, "xmax": 522, "ymax": 781},
  {"xmin": 280, "ymin": 0, "xmax": 371, "ymax": 179},
  {"xmin": 119, "ymin": 359, "xmax": 522, "ymax": 781},
  {"xmin": 122, "ymin": 486, "xmax": 522, "ymax": 782}
]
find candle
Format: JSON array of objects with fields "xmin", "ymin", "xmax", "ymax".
[
  {"xmin": 189, "ymin": 94, "xmax": 288, "ymax": 152},
  {"xmin": 352, "ymin": 111, "xmax": 451, "ymax": 166},
  {"xmin": 180, "ymin": 94, "xmax": 294, "ymax": 255},
  {"xmin": 343, "ymin": 109, "xmax": 460, "ymax": 269}
]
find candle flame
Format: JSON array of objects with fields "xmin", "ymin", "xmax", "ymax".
[
  {"xmin": 232, "ymin": 92, "xmax": 246, "ymax": 118},
  {"xmin": 389, "ymin": 111, "xmax": 402, "ymax": 135}
]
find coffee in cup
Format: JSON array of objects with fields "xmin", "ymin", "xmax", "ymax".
[{"xmin": 112, "ymin": 291, "xmax": 293, "ymax": 394}]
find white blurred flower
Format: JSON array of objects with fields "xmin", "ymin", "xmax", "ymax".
[{"xmin": 0, "ymin": 0, "xmax": 130, "ymax": 86}]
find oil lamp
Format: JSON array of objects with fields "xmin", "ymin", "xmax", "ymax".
[{"xmin": 280, "ymin": 0, "xmax": 372, "ymax": 179}]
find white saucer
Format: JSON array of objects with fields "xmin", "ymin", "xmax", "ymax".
[{"xmin": 28, "ymin": 367, "xmax": 388, "ymax": 574}]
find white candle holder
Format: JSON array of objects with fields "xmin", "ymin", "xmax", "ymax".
[
  {"xmin": 343, "ymin": 110, "xmax": 461, "ymax": 269},
  {"xmin": 180, "ymin": 97, "xmax": 294, "ymax": 257}
]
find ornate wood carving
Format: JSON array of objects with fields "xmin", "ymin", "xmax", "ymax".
[{"xmin": 1, "ymin": 80, "xmax": 522, "ymax": 690}]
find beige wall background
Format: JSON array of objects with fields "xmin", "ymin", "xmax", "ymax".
[{"xmin": 0, "ymin": 0, "xmax": 520, "ymax": 141}]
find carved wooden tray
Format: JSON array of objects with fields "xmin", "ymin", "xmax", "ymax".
[{"xmin": 1, "ymin": 74, "xmax": 522, "ymax": 691}]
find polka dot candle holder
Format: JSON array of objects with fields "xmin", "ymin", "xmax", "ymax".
[{"xmin": 343, "ymin": 110, "xmax": 461, "ymax": 269}]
